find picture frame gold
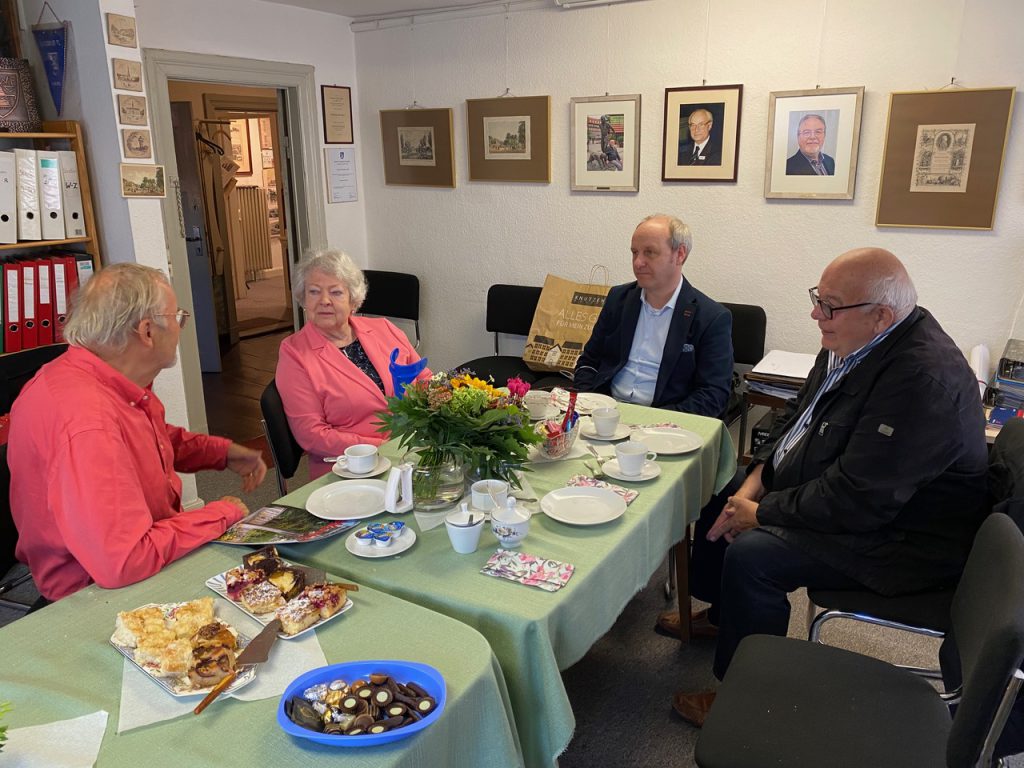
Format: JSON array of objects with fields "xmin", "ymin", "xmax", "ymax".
[
  {"xmin": 379, "ymin": 107, "xmax": 455, "ymax": 188},
  {"xmin": 570, "ymin": 94, "xmax": 641, "ymax": 193},
  {"xmin": 876, "ymin": 87, "xmax": 1015, "ymax": 229},
  {"xmin": 120, "ymin": 163, "xmax": 165, "ymax": 198},
  {"xmin": 662, "ymin": 84, "xmax": 742, "ymax": 182},
  {"xmin": 112, "ymin": 58, "xmax": 143, "ymax": 92},
  {"xmin": 764, "ymin": 86, "xmax": 864, "ymax": 200},
  {"xmin": 467, "ymin": 95, "xmax": 550, "ymax": 183},
  {"xmin": 117, "ymin": 94, "xmax": 147, "ymax": 126},
  {"xmin": 106, "ymin": 13, "xmax": 136, "ymax": 48}
]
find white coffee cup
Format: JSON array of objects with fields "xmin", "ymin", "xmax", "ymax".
[
  {"xmin": 471, "ymin": 479, "xmax": 508, "ymax": 511},
  {"xmin": 523, "ymin": 391, "xmax": 552, "ymax": 420},
  {"xmin": 338, "ymin": 444, "xmax": 378, "ymax": 475},
  {"xmin": 445, "ymin": 506, "xmax": 486, "ymax": 554},
  {"xmin": 592, "ymin": 407, "xmax": 621, "ymax": 437},
  {"xmin": 614, "ymin": 440, "xmax": 658, "ymax": 476}
]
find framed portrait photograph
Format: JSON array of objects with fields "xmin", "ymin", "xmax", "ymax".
[
  {"xmin": 322, "ymin": 85, "xmax": 353, "ymax": 144},
  {"xmin": 120, "ymin": 163, "xmax": 165, "ymax": 198},
  {"xmin": 876, "ymin": 87, "xmax": 1014, "ymax": 229},
  {"xmin": 570, "ymin": 94, "xmax": 640, "ymax": 192},
  {"xmin": 379, "ymin": 107, "xmax": 455, "ymax": 187},
  {"xmin": 117, "ymin": 94, "xmax": 147, "ymax": 126},
  {"xmin": 764, "ymin": 86, "xmax": 864, "ymax": 199},
  {"xmin": 467, "ymin": 95, "xmax": 550, "ymax": 182},
  {"xmin": 662, "ymin": 84, "xmax": 742, "ymax": 182},
  {"xmin": 230, "ymin": 119, "xmax": 252, "ymax": 175},
  {"xmin": 112, "ymin": 58, "xmax": 143, "ymax": 92},
  {"xmin": 122, "ymin": 128, "xmax": 151, "ymax": 159}
]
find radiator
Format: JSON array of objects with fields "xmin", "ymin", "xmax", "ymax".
[{"xmin": 236, "ymin": 186, "xmax": 272, "ymax": 283}]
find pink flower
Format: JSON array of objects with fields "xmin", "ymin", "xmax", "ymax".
[{"xmin": 506, "ymin": 377, "xmax": 531, "ymax": 399}]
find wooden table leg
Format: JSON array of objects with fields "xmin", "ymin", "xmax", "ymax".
[{"xmin": 674, "ymin": 526, "xmax": 692, "ymax": 643}]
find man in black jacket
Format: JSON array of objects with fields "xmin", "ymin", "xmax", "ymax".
[
  {"xmin": 573, "ymin": 214, "xmax": 733, "ymax": 418},
  {"xmin": 672, "ymin": 247, "xmax": 988, "ymax": 727}
]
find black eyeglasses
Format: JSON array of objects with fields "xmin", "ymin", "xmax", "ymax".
[
  {"xmin": 152, "ymin": 309, "xmax": 191, "ymax": 328},
  {"xmin": 808, "ymin": 287, "xmax": 875, "ymax": 320}
]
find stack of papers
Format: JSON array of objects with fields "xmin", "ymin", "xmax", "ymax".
[{"xmin": 746, "ymin": 350, "xmax": 817, "ymax": 400}]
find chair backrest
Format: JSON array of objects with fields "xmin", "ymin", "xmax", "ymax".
[
  {"xmin": 0, "ymin": 344, "xmax": 68, "ymax": 414},
  {"xmin": 947, "ymin": 512, "xmax": 1024, "ymax": 767},
  {"xmin": 259, "ymin": 379, "xmax": 304, "ymax": 496},
  {"xmin": 485, "ymin": 284, "xmax": 542, "ymax": 355},
  {"xmin": 0, "ymin": 443, "xmax": 14, "ymax": 576},
  {"xmin": 360, "ymin": 270, "xmax": 421, "ymax": 348},
  {"xmin": 989, "ymin": 417, "xmax": 1024, "ymax": 507},
  {"xmin": 721, "ymin": 302, "xmax": 766, "ymax": 367}
]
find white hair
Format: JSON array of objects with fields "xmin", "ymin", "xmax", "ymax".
[
  {"xmin": 64, "ymin": 263, "xmax": 170, "ymax": 354},
  {"xmin": 292, "ymin": 249, "xmax": 367, "ymax": 311}
]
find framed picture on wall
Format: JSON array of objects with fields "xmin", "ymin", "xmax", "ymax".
[
  {"xmin": 379, "ymin": 107, "xmax": 455, "ymax": 187},
  {"xmin": 876, "ymin": 87, "xmax": 1015, "ymax": 229},
  {"xmin": 259, "ymin": 116, "xmax": 273, "ymax": 149},
  {"xmin": 467, "ymin": 95, "xmax": 550, "ymax": 182},
  {"xmin": 764, "ymin": 86, "xmax": 865, "ymax": 199},
  {"xmin": 117, "ymin": 94, "xmax": 147, "ymax": 126},
  {"xmin": 662, "ymin": 84, "xmax": 742, "ymax": 182},
  {"xmin": 570, "ymin": 93, "xmax": 640, "ymax": 192},
  {"xmin": 120, "ymin": 163, "xmax": 165, "ymax": 198},
  {"xmin": 106, "ymin": 13, "xmax": 137, "ymax": 48},
  {"xmin": 322, "ymin": 85, "xmax": 354, "ymax": 144},
  {"xmin": 230, "ymin": 119, "xmax": 252, "ymax": 176}
]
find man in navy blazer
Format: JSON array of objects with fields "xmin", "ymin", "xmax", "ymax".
[
  {"xmin": 573, "ymin": 214, "xmax": 733, "ymax": 418},
  {"xmin": 785, "ymin": 114, "xmax": 835, "ymax": 175}
]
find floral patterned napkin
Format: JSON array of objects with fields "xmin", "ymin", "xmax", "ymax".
[
  {"xmin": 480, "ymin": 549, "xmax": 575, "ymax": 592},
  {"xmin": 639, "ymin": 422, "xmax": 684, "ymax": 429},
  {"xmin": 566, "ymin": 474, "xmax": 640, "ymax": 505}
]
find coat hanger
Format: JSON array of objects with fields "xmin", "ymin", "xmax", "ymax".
[{"xmin": 195, "ymin": 132, "xmax": 224, "ymax": 155}]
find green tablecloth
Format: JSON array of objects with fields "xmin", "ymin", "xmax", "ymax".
[
  {"xmin": 277, "ymin": 404, "xmax": 736, "ymax": 768},
  {"xmin": 0, "ymin": 544, "xmax": 523, "ymax": 767}
]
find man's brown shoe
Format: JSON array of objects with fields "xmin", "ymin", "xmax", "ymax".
[
  {"xmin": 656, "ymin": 608, "xmax": 719, "ymax": 639},
  {"xmin": 672, "ymin": 690, "xmax": 716, "ymax": 728}
]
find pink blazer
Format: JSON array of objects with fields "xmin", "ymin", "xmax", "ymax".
[{"xmin": 276, "ymin": 317, "xmax": 429, "ymax": 479}]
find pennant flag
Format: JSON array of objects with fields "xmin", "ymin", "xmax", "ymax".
[{"xmin": 32, "ymin": 22, "xmax": 68, "ymax": 115}]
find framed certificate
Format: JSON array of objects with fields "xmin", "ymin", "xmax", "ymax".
[{"xmin": 322, "ymin": 85, "xmax": 353, "ymax": 144}]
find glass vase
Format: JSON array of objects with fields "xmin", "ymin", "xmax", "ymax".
[{"xmin": 404, "ymin": 449, "xmax": 465, "ymax": 511}]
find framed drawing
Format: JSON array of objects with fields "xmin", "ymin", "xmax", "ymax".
[
  {"xmin": 876, "ymin": 87, "xmax": 1015, "ymax": 229},
  {"xmin": 122, "ymin": 128, "xmax": 152, "ymax": 159},
  {"xmin": 467, "ymin": 95, "xmax": 550, "ymax": 182},
  {"xmin": 230, "ymin": 119, "xmax": 252, "ymax": 175},
  {"xmin": 259, "ymin": 116, "xmax": 273, "ymax": 149},
  {"xmin": 120, "ymin": 163, "xmax": 165, "ymax": 198},
  {"xmin": 262, "ymin": 149, "xmax": 274, "ymax": 169},
  {"xmin": 570, "ymin": 94, "xmax": 640, "ymax": 192},
  {"xmin": 379, "ymin": 107, "xmax": 455, "ymax": 188},
  {"xmin": 117, "ymin": 94, "xmax": 146, "ymax": 126},
  {"xmin": 322, "ymin": 85, "xmax": 353, "ymax": 144},
  {"xmin": 764, "ymin": 86, "xmax": 864, "ymax": 199},
  {"xmin": 662, "ymin": 84, "xmax": 742, "ymax": 182},
  {"xmin": 112, "ymin": 58, "xmax": 143, "ymax": 92},
  {"xmin": 106, "ymin": 13, "xmax": 136, "ymax": 48}
]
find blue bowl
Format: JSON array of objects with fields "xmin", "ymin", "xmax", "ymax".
[{"xmin": 277, "ymin": 659, "xmax": 446, "ymax": 747}]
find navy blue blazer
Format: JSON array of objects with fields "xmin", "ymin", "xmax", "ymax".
[
  {"xmin": 785, "ymin": 151, "xmax": 835, "ymax": 175},
  {"xmin": 573, "ymin": 279, "xmax": 733, "ymax": 417}
]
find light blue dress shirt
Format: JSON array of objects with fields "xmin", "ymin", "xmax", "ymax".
[{"xmin": 611, "ymin": 278, "xmax": 684, "ymax": 406}]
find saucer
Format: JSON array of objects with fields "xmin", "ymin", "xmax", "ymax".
[
  {"xmin": 601, "ymin": 458, "xmax": 661, "ymax": 482},
  {"xmin": 580, "ymin": 422, "xmax": 631, "ymax": 441},
  {"xmin": 526, "ymin": 404, "xmax": 559, "ymax": 422},
  {"xmin": 345, "ymin": 527, "xmax": 417, "ymax": 558},
  {"xmin": 332, "ymin": 455, "xmax": 392, "ymax": 479}
]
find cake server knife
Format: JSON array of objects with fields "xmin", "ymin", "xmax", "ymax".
[{"xmin": 193, "ymin": 618, "xmax": 282, "ymax": 714}]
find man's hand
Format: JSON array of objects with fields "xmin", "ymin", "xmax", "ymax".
[
  {"xmin": 226, "ymin": 443, "xmax": 267, "ymax": 492},
  {"xmin": 707, "ymin": 496, "xmax": 760, "ymax": 543},
  {"xmin": 220, "ymin": 495, "xmax": 249, "ymax": 516}
]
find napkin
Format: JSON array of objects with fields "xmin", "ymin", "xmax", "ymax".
[
  {"xmin": 566, "ymin": 474, "xmax": 639, "ymax": 505},
  {"xmin": 116, "ymin": 621, "xmax": 327, "ymax": 732},
  {"xmin": 4, "ymin": 710, "xmax": 108, "ymax": 768},
  {"xmin": 480, "ymin": 549, "xmax": 575, "ymax": 592}
]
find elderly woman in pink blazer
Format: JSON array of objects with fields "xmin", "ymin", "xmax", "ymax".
[{"xmin": 276, "ymin": 250, "xmax": 429, "ymax": 479}]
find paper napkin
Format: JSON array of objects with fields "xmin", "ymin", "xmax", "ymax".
[
  {"xmin": 566, "ymin": 474, "xmax": 639, "ymax": 505},
  {"xmin": 4, "ymin": 710, "xmax": 108, "ymax": 768},
  {"xmin": 480, "ymin": 549, "xmax": 575, "ymax": 592}
]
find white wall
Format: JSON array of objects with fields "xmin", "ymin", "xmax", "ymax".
[
  {"xmin": 354, "ymin": 0, "xmax": 1024, "ymax": 370},
  {"xmin": 134, "ymin": 0, "xmax": 367, "ymax": 263}
]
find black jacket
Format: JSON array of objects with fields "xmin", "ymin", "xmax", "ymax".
[{"xmin": 754, "ymin": 307, "xmax": 988, "ymax": 594}]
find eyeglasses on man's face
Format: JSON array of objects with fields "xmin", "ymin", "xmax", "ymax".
[
  {"xmin": 808, "ymin": 287, "xmax": 875, "ymax": 320},
  {"xmin": 798, "ymin": 128, "xmax": 825, "ymax": 139},
  {"xmin": 153, "ymin": 308, "xmax": 191, "ymax": 328}
]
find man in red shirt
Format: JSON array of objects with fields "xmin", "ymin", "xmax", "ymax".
[{"xmin": 9, "ymin": 263, "xmax": 267, "ymax": 601}]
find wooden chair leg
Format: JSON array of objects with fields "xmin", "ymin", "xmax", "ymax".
[{"xmin": 674, "ymin": 527, "xmax": 692, "ymax": 643}]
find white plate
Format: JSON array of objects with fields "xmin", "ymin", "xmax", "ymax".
[
  {"xmin": 206, "ymin": 568, "xmax": 354, "ymax": 639},
  {"xmin": 600, "ymin": 458, "xmax": 661, "ymax": 482},
  {"xmin": 580, "ymin": 422, "xmax": 632, "ymax": 441},
  {"xmin": 540, "ymin": 487, "xmax": 627, "ymax": 526},
  {"xmin": 345, "ymin": 527, "xmax": 417, "ymax": 558},
  {"xmin": 332, "ymin": 455, "xmax": 392, "ymax": 479},
  {"xmin": 631, "ymin": 427, "xmax": 703, "ymax": 455},
  {"xmin": 552, "ymin": 390, "xmax": 617, "ymax": 415},
  {"xmin": 306, "ymin": 480, "xmax": 387, "ymax": 520},
  {"xmin": 109, "ymin": 603, "xmax": 257, "ymax": 698}
]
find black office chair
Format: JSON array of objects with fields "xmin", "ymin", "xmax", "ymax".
[
  {"xmin": 360, "ymin": 270, "xmax": 421, "ymax": 349},
  {"xmin": 696, "ymin": 512, "xmax": 1024, "ymax": 768},
  {"xmin": 720, "ymin": 302, "xmax": 767, "ymax": 431},
  {"xmin": 457, "ymin": 284, "xmax": 542, "ymax": 385},
  {"xmin": 0, "ymin": 443, "xmax": 48, "ymax": 614},
  {"xmin": 259, "ymin": 379, "xmax": 305, "ymax": 496},
  {"xmin": 0, "ymin": 343, "xmax": 68, "ymax": 413}
]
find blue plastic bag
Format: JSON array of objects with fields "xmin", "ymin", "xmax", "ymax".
[{"xmin": 389, "ymin": 348, "xmax": 428, "ymax": 398}]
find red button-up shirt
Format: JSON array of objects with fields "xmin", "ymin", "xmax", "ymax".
[{"xmin": 9, "ymin": 347, "xmax": 243, "ymax": 600}]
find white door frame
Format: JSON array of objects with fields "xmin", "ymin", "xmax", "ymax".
[{"xmin": 143, "ymin": 48, "xmax": 327, "ymax": 433}]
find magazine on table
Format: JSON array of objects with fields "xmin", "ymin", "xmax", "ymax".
[{"xmin": 215, "ymin": 504, "xmax": 357, "ymax": 545}]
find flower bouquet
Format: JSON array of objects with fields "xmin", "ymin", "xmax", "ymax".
[{"xmin": 377, "ymin": 372, "xmax": 542, "ymax": 496}]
